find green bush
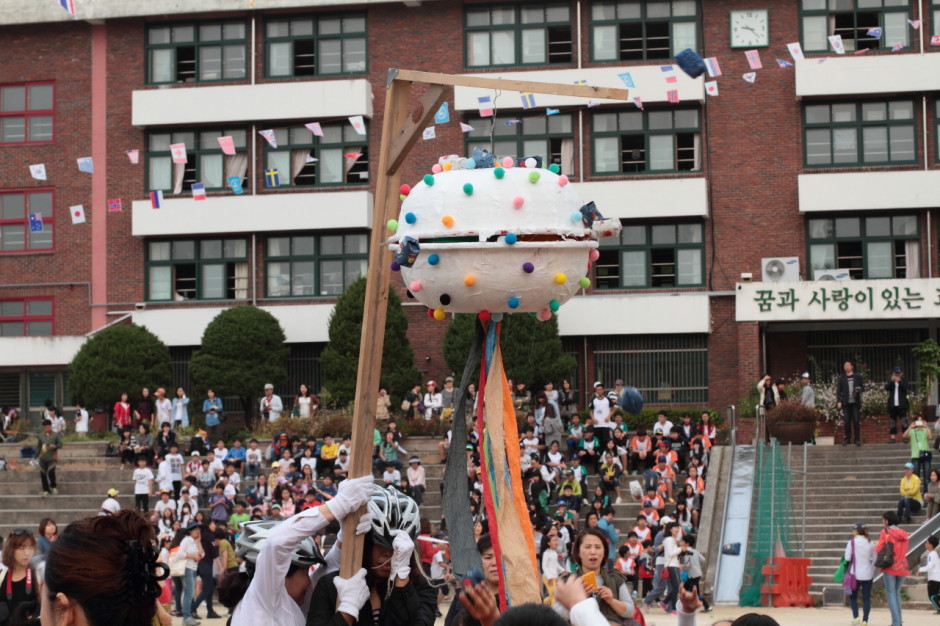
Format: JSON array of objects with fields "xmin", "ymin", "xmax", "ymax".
[{"xmin": 576, "ymin": 406, "xmax": 723, "ymax": 431}]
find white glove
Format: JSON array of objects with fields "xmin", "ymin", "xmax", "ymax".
[
  {"xmin": 336, "ymin": 509, "xmax": 373, "ymax": 545},
  {"xmin": 334, "ymin": 568, "xmax": 370, "ymax": 618},
  {"xmin": 390, "ymin": 529, "xmax": 414, "ymax": 579},
  {"xmin": 327, "ymin": 475, "xmax": 373, "ymax": 521}
]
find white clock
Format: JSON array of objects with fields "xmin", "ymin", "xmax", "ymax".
[{"xmin": 730, "ymin": 9, "xmax": 770, "ymax": 48}]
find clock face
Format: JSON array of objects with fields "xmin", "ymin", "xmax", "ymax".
[{"xmin": 730, "ymin": 10, "xmax": 769, "ymax": 48}]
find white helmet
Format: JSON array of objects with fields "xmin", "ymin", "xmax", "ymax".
[
  {"xmin": 235, "ymin": 520, "xmax": 324, "ymax": 569},
  {"xmin": 368, "ymin": 485, "xmax": 420, "ymax": 549}
]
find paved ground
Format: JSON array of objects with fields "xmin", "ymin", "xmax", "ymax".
[{"xmin": 181, "ymin": 602, "xmax": 940, "ymax": 625}]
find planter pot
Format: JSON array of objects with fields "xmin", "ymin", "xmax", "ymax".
[{"xmin": 768, "ymin": 421, "xmax": 816, "ymax": 444}]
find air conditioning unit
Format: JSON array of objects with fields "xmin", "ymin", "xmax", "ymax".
[
  {"xmin": 814, "ymin": 269, "xmax": 852, "ymax": 281},
  {"xmin": 761, "ymin": 257, "xmax": 800, "ymax": 282}
]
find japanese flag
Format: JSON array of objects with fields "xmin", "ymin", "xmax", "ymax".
[
  {"xmin": 704, "ymin": 81, "xmax": 719, "ymax": 96},
  {"xmin": 348, "ymin": 116, "xmax": 367, "ymax": 135},
  {"xmin": 70, "ymin": 205, "xmax": 86, "ymax": 224}
]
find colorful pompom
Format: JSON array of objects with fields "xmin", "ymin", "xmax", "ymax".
[
  {"xmin": 528, "ymin": 171, "xmax": 541, "ymax": 183},
  {"xmin": 507, "ymin": 297, "xmax": 520, "ymax": 309},
  {"xmin": 579, "ymin": 277, "xmax": 591, "ymax": 288},
  {"xmin": 558, "ymin": 174, "xmax": 569, "ymax": 186},
  {"xmin": 442, "ymin": 215, "xmax": 455, "ymax": 228},
  {"xmin": 512, "ymin": 196, "xmax": 525, "ymax": 209},
  {"xmin": 405, "ymin": 212, "xmax": 417, "ymax": 224},
  {"xmin": 387, "ymin": 219, "xmax": 399, "ymax": 231},
  {"xmin": 505, "ymin": 233, "xmax": 517, "ymax": 245},
  {"xmin": 428, "ymin": 254, "xmax": 440, "ymax": 266},
  {"xmin": 548, "ymin": 163, "xmax": 561, "ymax": 174},
  {"xmin": 464, "ymin": 275, "xmax": 476, "ymax": 286},
  {"xmin": 399, "ymin": 184, "xmax": 412, "ymax": 196},
  {"xmin": 433, "ymin": 308, "xmax": 446, "ymax": 320},
  {"xmin": 494, "ymin": 167, "xmax": 505, "ymax": 179},
  {"xmin": 423, "ymin": 174, "xmax": 435, "ymax": 186},
  {"xmin": 522, "ymin": 262, "xmax": 535, "ymax": 273},
  {"xmin": 555, "ymin": 273, "xmax": 567, "ymax": 284},
  {"xmin": 463, "ymin": 183, "xmax": 474, "ymax": 195}
]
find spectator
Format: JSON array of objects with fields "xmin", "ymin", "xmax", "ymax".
[
  {"xmin": 100, "ymin": 487, "xmax": 121, "ymax": 515},
  {"xmin": 699, "ymin": 412, "xmax": 717, "ymax": 445},
  {"xmin": 404, "ymin": 382, "xmax": 423, "ymax": 421},
  {"xmin": 800, "ymin": 373, "xmax": 815, "ymax": 408},
  {"xmin": 335, "ymin": 449, "xmax": 350, "ymax": 481},
  {"xmin": 376, "ymin": 387, "xmax": 392, "ymax": 421},
  {"xmin": 918, "ymin": 535, "xmax": 940, "ymax": 613},
  {"xmin": 408, "ymin": 457, "xmax": 426, "ymax": 505},
  {"xmin": 113, "ymin": 391, "xmax": 132, "ymax": 431},
  {"xmin": 156, "ymin": 422, "xmax": 177, "ymax": 458},
  {"xmin": 577, "ymin": 427, "xmax": 601, "ymax": 474},
  {"xmin": 260, "ymin": 383, "xmax": 283, "ymax": 421},
  {"xmin": 424, "ymin": 381, "xmax": 443, "ymax": 420},
  {"xmin": 133, "ymin": 387, "xmax": 154, "ymax": 430},
  {"xmin": 885, "ymin": 367, "xmax": 910, "ymax": 443},
  {"xmin": 185, "ymin": 451, "xmax": 202, "ymax": 476},
  {"xmin": 35, "ymin": 418, "xmax": 62, "ymax": 496},
  {"xmin": 203, "ymin": 387, "xmax": 224, "ymax": 441},
  {"xmin": 133, "ymin": 454, "xmax": 155, "ymax": 512},
  {"xmin": 837, "ymin": 361, "xmax": 864, "ymax": 446},
  {"xmin": 629, "ymin": 428, "xmax": 653, "ymax": 475},
  {"xmin": 598, "ymin": 452, "xmax": 623, "ymax": 504},
  {"xmin": 596, "ymin": 508, "xmax": 620, "ymax": 563},
  {"xmin": 897, "ymin": 462, "xmax": 923, "ymax": 523},
  {"xmin": 756, "ymin": 375, "xmax": 779, "ymax": 414},
  {"xmin": 904, "ymin": 416, "xmax": 931, "ymax": 488},
  {"xmin": 679, "ymin": 533, "xmax": 709, "ymax": 612},
  {"xmin": 926, "ymin": 470, "xmax": 940, "ymax": 519},
  {"xmin": 154, "ymin": 387, "xmax": 172, "ymax": 429},
  {"xmin": 319, "ymin": 434, "xmax": 339, "ymax": 476},
  {"xmin": 441, "ymin": 377, "xmax": 457, "ymax": 418},
  {"xmin": 513, "ymin": 381, "xmax": 532, "ymax": 413},
  {"xmin": 651, "ymin": 411, "xmax": 674, "ymax": 439},
  {"xmin": 383, "ymin": 462, "xmax": 402, "ymax": 486},
  {"xmin": 118, "ymin": 428, "xmax": 135, "ymax": 470},
  {"xmin": 179, "ymin": 522, "xmax": 205, "ymax": 626},
  {"xmin": 876, "ymin": 511, "xmax": 910, "ymax": 626},
  {"xmin": 567, "ymin": 528, "xmax": 634, "ymax": 624},
  {"xmin": 210, "ymin": 483, "xmax": 233, "ymax": 524},
  {"xmin": 844, "ymin": 521, "xmax": 876, "ymax": 626},
  {"xmin": 559, "ymin": 379, "xmax": 579, "ymax": 419},
  {"xmin": 566, "ymin": 414, "xmax": 584, "ymax": 458},
  {"xmin": 245, "ymin": 438, "xmax": 263, "ymax": 479},
  {"xmin": 293, "ymin": 383, "xmax": 317, "ymax": 419},
  {"xmin": 588, "ymin": 383, "xmax": 614, "ymax": 448},
  {"xmin": 36, "ymin": 518, "xmax": 57, "ymax": 555}
]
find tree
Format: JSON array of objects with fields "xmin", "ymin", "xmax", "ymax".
[
  {"xmin": 189, "ymin": 306, "xmax": 288, "ymax": 428},
  {"xmin": 444, "ymin": 313, "xmax": 576, "ymax": 389},
  {"xmin": 321, "ymin": 276, "xmax": 420, "ymax": 407},
  {"xmin": 68, "ymin": 324, "xmax": 171, "ymax": 415}
]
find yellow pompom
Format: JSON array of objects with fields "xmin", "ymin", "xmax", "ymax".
[
  {"xmin": 442, "ymin": 215, "xmax": 455, "ymax": 228},
  {"xmin": 464, "ymin": 275, "xmax": 476, "ymax": 286},
  {"xmin": 433, "ymin": 308, "xmax": 446, "ymax": 320},
  {"xmin": 555, "ymin": 273, "xmax": 567, "ymax": 284},
  {"xmin": 442, "ymin": 162, "xmax": 453, "ymax": 171}
]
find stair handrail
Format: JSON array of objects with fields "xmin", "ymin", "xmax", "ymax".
[
  {"xmin": 710, "ymin": 404, "xmax": 738, "ymax": 599},
  {"xmin": 872, "ymin": 513, "xmax": 940, "ymax": 584}
]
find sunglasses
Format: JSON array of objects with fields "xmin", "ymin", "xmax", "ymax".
[{"xmin": 11, "ymin": 528, "xmax": 33, "ymax": 536}]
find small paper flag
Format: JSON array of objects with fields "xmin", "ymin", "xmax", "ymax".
[
  {"xmin": 666, "ymin": 90, "xmax": 679, "ymax": 104},
  {"xmin": 742, "ymin": 72, "xmax": 757, "ymax": 83},
  {"xmin": 504, "ymin": 120, "xmax": 521, "ymax": 126},
  {"xmin": 866, "ymin": 27, "xmax": 883, "ymax": 39},
  {"xmin": 932, "ymin": 35, "xmax": 940, "ymax": 46},
  {"xmin": 632, "ymin": 97, "xmax": 643, "ymax": 110},
  {"xmin": 434, "ymin": 102, "xmax": 450, "ymax": 124},
  {"xmin": 57, "ymin": 0, "xmax": 76, "ymax": 16},
  {"xmin": 660, "ymin": 65, "xmax": 677, "ymax": 84},
  {"xmin": 478, "ymin": 96, "xmax": 494, "ymax": 117},
  {"xmin": 546, "ymin": 108, "xmax": 560, "ymax": 116},
  {"xmin": 170, "ymin": 143, "xmax": 188, "ymax": 164},
  {"xmin": 344, "ymin": 152, "xmax": 362, "ymax": 160},
  {"xmin": 891, "ymin": 42, "xmax": 904, "ymax": 51},
  {"xmin": 854, "ymin": 48, "xmax": 870, "ymax": 55},
  {"xmin": 745, "ymin": 50, "xmax": 763, "ymax": 70},
  {"xmin": 459, "ymin": 123, "xmax": 475, "ymax": 132},
  {"xmin": 704, "ymin": 57, "xmax": 722, "ymax": 77},
  {"xmin": 258, "ymin": 129, "xmax": 277, "ymax": 148},
  {"xmin": 70, "ymin": 205, "xmax": 86, "ymax": 224},
  {"xmin": 422, "ymin": 126, "xmax": 436, "ymax": 140},
  {"xmin": 520, "ymin": 92, "xmax": 536, "ymax": 109},
  {"xmin": 908, "ymin": 20, "xmax": 920, "ymax": 29},
  {"xmin": 125, "ymin": 149, "xmax": 139, "ymax": 164},
  {"xmin": 776, "ymin": 58, "xmax": 793, "ymax": 68},
  {"xmin": 828, "ymin": 34, "xmax": 845, "ymax": 54},
  {"xmin": 587, "ymin": 100, "xmax": 600, "ymax": 108},
  {"xmin": 573, "ymin": 79, "xmax": 587, "ymax": 85},
  {"xmin": 617, "ymin": 72, "xmax": 635, "ymax": 88},
  {"xmin": 149, "ymin": 190, "xmax": 163, "ymax": 209},
  {"xmin": 29, "ymin": 164, "xmax": 46, "ymax": 180},
  {"xmin": 227, "ymin": 176, "xmax": 244, "ymax": 195},
  {"xmin": 107, "ymin": 198, "xmax": 122, "ymax": 213},
  {"xmin": 265, "ymin": 169, "xmax": 280, "ymax": 187},
  {"xmin": 348, "ymin": 115, "xmax": 367, "ymax": 135},
  {"xmin": 217, "ymin": 136, "xmax": 236, "ymax": 155},
  {"xmin": 787, "ymin": 42, "xmax": 804, "ymax": 61},
  {"xmin": 704, "ymin": 81, "xmax": 719, "ymax": 96},
  {"xmin": 28, "ymin": 213, "xmax": 43, "ymax": 232},
  {"xmin": 77, "ymin": 157, "xmax": 93, "ymax": 173},
  {"xmin": 191, "ymin": 182, "xmax": 206, "ymax": 201},
  {"xmin": 305, "ymin": 122, "xmax": 324, "ymax": 137}
]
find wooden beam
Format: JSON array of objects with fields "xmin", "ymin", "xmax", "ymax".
[
  {"xmin": 339, "ymin": 76, "xmax": 412, "ymax": 579},
  {"xmin": 392, "ymin": 68, "xmax": 629, "ymax": 101},
  {"xmin": 387, "ymin": 83, "xmax": 451, "ymax": 175}
]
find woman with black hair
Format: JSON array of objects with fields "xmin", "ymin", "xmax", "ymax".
[{"xmin": 558, "ymin": 528, "xmax": 637, "ymax": 625}]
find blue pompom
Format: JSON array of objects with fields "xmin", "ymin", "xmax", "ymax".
[
  {"xmin": 507, "ymin": 297, "xmax": 520, "ymax": 309},
  {"xmin": 405, "ymin": 212, "xmax": 417, "ymax": 224},
  {"xmin": 505, "ymin": 233, "xmax": 518, "ymax": 245},
  {"xmin": 428, "ymin": 254, "xmax": 440, "ymax": 266},
  {"xmin": 619, "ymin": 386, "xmax": 645, "ymax": 415}
]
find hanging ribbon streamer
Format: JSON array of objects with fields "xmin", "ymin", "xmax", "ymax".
[{"xmin": 476, "ymin": 321, "xmax": 541, "ymax": 610}]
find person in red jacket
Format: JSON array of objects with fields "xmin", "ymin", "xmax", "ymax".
[{"xmin": 875, "ymin": 511, "xmax": 910, "ymax": 626}]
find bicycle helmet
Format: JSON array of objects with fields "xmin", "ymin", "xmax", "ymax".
[
  {"xmin": 368, "ymin": 485, "xmax": 421, "ymax": 549},
  {"xmin": 235, "ymin": 520, "xmax": 324, "ymax": 569}
]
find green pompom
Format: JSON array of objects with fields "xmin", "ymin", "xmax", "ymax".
[
  {"xmin": 548, "ymin": 163, "xmax": 561, "ymax": 174},
  {"xmin": 494, "ymin": 167, "xmax": 505, "ymax": 179},
  {"xmin": 528, "ymin": 171, "xmax": 541, "ymax": 183}
]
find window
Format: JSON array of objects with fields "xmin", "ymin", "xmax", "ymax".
[
  {"xmin": 465, "ymin": 3, "xmax": 572, "ymax": 67},
  {"xmin": 146, "ymin": 129, "xmax": 248, "ymax": 195},
  {"xmin": 936, "ymin": 100, "xmax": 940, "ymax": 162},
  {"xmin": 265, "ymin": 14, "xmax": 366, "ymax": 77},
  {"xmin": 0, "ymin": 299, "xmax": 53, "ymax": 336},
  {"xmin": 593, "ymin": 108, "xmax": 700, "ymax": 174},
  {"xmin": 464, "ymin": 114, "xmax": 575, "ymax": 171},
  {"xmin": 147, "ymin": 238, "xmax": 249, "ymax": 301},
  {"xmin": 0, "ymin": 191, "xmax": 53, "ymax": 252},
  {"xmin": 935, "ymin": 0, "xmax": 940, "ymax": 40},
  {"xmin": 593, "ymin": 334, "xmax": 708, "ymax": 403},
  {"xmin": 0, "ymin": 83, "xmax": 53, "ymax": 144},
  {"xmin": 800, "ymin": 0, "xmax": 910, "ymax": 53},
  {"xmin": 265, "ymin": 123, "xmax": 368, "ymax": 187},
  {"xmin": 147, "ymin": 21, "xmax": 247, "ymax": 84},
  {"xmin": 807, "ymin": 214, "xmax": 920, "ymax": 279},
  {"xmin": 595, "ymin": 222, "xmax": 704, "ymax": 289},
  {"xmin": 591, "ymin": 0, "xmax": 698, "ymax": 61},
  {"xmin": 266, "ymin": 233, "xmax": 367, "ymax": 297},
  {"xmin": 804, "ymin": 100, "xmax": 915, "ymax": 166}
]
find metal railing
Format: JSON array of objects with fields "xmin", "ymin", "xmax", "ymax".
[{"xmin": 711, "ymin": 404, "xmax": 738, "ymax": 599}]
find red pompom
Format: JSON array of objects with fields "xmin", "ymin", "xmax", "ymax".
[
  {"xmin": 400, "ymin": 184, "xmax": 412, "ymax": 196},
  {"xmin": 478, "ymin": 310, "xmax": 491, "ymax": 321}
]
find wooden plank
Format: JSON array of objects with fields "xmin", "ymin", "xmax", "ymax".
[
  {"xmin": 393, "ymin": 68, "xmax": 629, "ymax": 101},
  {"xmin": 387, "ymin": 84, "xmax": 451, "ymax": 175},
  {"xmin": 339, "ymin": 77, "xmax": 413, "ymax": 579}
]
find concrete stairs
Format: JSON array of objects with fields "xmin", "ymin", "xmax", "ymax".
[{"xmin": 778, "ymin": 442, "xmax": 933, "ymax": 608}]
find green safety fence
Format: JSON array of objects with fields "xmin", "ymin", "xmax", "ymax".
[{"xmin": 739, "ymin": 441, "xmax": 794, "ymax": 607}]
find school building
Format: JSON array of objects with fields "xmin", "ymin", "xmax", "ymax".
[{"xmin": 0, "ymin": 0, "xmax": 938, "ymax": 423}]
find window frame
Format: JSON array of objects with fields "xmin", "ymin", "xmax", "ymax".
[
  {"xmin": 263, "ymin": 12, "xmax": 368, "ymax": 78},
  {"xmin": 264, "ymin": 232, "xmax": 369, "ymax": 298},
  {"xmin": 144, "ymin": 128, "xmax": 249, "ymax": 195},
  {"xmin": 145, "ymin": 20, "xmax": 248, "ymax": 85},
  {"xmin": 591, "ymin": 107, "xmax": 702, "ymax": 176},
  {"xmin": 0, "ymin": 298, "xmax": 55, "ymax": 337},
  {"xmin": 805, "ymin": 213, "xmax": 920, "ymax": 280},
  {"xmin": 936, "ymin": 99, "xmax": 940, "ymax": 163},
  {"xmin": 802, "ymin": 99, "xmax": 918, "ymax": 167},
  {"xmin": 0, "ymin": 189, "xmax": 55, "ymax": 254},
  {"xmin": 589, "ymin": 0, "xmax": 700, "ymax": 63},
  {"xmin": 463, "ymin": 112, "xmax": 575, "ymax": 167},
  {"xmin": 798, "ymin": 0, "xmax": 912, "ymax": 53},
  {"xmin": 595, "ymin": 221, "xmax": 706, "ymax": 290},
  {"xmin": 464, "ymin": 2, "xmax": 573, "ymax": 69},
  {"xmin": 263, "ymin": 122, "xmax": 369, "ymax": 189},
  {"xmin": 145, "ymin": 237, "xmax": 250, "ymax": 302},
  {"xmin": 0, "ymin": 82, "xmax": 55, "ymax": 145}
]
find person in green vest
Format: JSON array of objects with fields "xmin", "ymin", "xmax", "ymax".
[
  {"xmin": 35, "ymin": 419, "xmax": 63, "ymax": 496},
  {"xmin": 904, "ymin": 416, "xmax": 932, "ymax": 493}
]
